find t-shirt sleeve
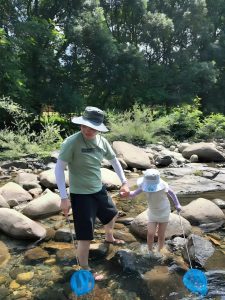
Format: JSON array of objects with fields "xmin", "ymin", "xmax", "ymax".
[
  {"xmin": 103, "ymin": 138, "xmax": 116, "ymax": 161},
  {"xmin": 58, "ymin": 138, "xmax": 74, "ymax": 163}
]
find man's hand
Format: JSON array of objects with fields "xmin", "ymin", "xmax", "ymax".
[
  {"xmin": 60, "ymin": 199, "xmax": 71, "ymax": 217},
  {"xmin": 177, "ymin": 206, "xmax": 182, "ymax": 213},
  {"xmin": 119, "ymin": 182, "xmax": 130, "ymax": 198}
]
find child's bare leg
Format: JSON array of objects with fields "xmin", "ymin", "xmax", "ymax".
[
  {"xmin": 147, "ymin": 222, "xmax": 157, "ymax": 251},
  {"xmin": 157, "ymin": 222, "xmax": 168, "ymax": 251}
]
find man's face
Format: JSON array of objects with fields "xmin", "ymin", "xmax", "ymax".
[{"xmin": 81, "ymin": 125, "xmax": 98, "ymax": 140}]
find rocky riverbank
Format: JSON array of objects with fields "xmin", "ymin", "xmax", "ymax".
[{"xmin": 0, "ymin": 141, "xmax": 225, "ymax": 299}]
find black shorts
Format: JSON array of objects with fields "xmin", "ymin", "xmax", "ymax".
[{"xmin": 70, "ymin": 186, "xmax": 118, "ymax": 240}]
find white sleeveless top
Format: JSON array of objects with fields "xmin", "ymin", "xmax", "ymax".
[{"xmin": 145, "ymin": 184, "xmax": 171, "ymax": 222}]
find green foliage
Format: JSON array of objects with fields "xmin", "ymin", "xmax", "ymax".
[
  {"xmin": 106, "ymin": 103, "xmax": 173, "ymax": 146},
  {"xmin": 1, "ymin": 0, "xmax": 225, "ymax": 113},
  {"xmin": 105, "ymin": 99, "xmax": 207, "ymax": 146},
  {"xmin": 167, "ymin": 97, "xmax": 203, "ymax": 141},
  {"xmin": 196, "ymin": 113, "xmax": 225, "ymax": 140},
  {"xmin": 0, "ymin": 97, "xmax": 62, "ymax": 158}
]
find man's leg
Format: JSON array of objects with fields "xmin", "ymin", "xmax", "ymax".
[
  {"xmin": 76, "ymin": 240, "xmax": 91, "ymax": 268},
  {"xmin": 104, "ymin": 213, "xmax": 118, "ymax": 242}
]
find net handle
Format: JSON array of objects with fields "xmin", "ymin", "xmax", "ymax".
[
  {"xmin": 178, "ymin": 212, "xmax": 193, "ymax": 269},
  {"xmin": 66, "ymin": 216, "xmax": 80, "ymax": 267}
]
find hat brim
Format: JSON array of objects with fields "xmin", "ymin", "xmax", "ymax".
[
  {"xmin": 137, "ymin": 177, "xmax": 167, "ymax": 192},
  {"xmin": 71, "ymin": 116, "xmax": 109, "ymax": 132}
]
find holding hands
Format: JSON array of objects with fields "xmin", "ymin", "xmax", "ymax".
[{"xmin": 119, "ymin": 182, "xmax": 130, "ymax": 198}]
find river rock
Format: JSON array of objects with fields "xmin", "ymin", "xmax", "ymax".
[
  {"xmin": 183, "ymin": 234, "xmax": 215, "ymax": 267},
  {"xmin": 0, "ymin": 208, "xmax": 46, "ymax": 239},
  {"xmin": 181, "ymin": 198, "xmax": 225, "ymax": 231},
  {"xmin": 113, "ymin": 141, "xmax": 151, "ymax": 169},
  {"xmin": 0, "ymin": 195, "xmax": 10, "ymax": 208},
  {"xmin": 24, "ymin": 247, "xmax": 49, "ymax": 262},
  {"xmin": 39, "ymin": 169, "xmax": 69, "ymax": 188},
  {"xmin": 101, "ymin": 168, "xmax": 121, "ymax": 190},
  {"xmin": 21, "ymin": 189, "xmax": 61, "ymax": 218},
  {"xmin": 182, "ymin": 142, "xmax": 225, "ymax": 162},
  {"xmin": 0, "ymin": 182, "xmax": 32, "ymax": 207},
  {"xmin": 130, "ymin": 210, "xmax": 191, "ymax": 240},
  {"xmin": 0, "ymin": 241, "xmax": 10, "ymax": 267},
  {"xmin": 168, "ymin": 174, "xmax": 225, "ymax": 197},
  {"xmin": 15, "ymin": 171, "xmax": 39, "ymax": 189}
]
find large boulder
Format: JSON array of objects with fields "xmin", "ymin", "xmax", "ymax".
[
  {"xmin": 39, "ymin": 169, "xmax": 69, "ymax": 189},
  {"xmin": 112, "ymin": 141, "xmax": 151, "ymax": 169},
  {"xmin": 101, "ymin": 168, "xmax": 121, "ymax": 190},
  {"xmin": 0, "ymin": 182, "xmax": 32, "ymax": 207},
  {"xmin": 130, "ymin": 210, "xmax": 192, "ymax": 240},
  {"xmin": 15, "ymin": 172, "xmax": 41, "ymax": 190},
  {"xmin": 182, "ymin": 142, "xmax": 225, "ymax": 162},
  {"xmin": 0, "ymin": 208, "xmax": 46, "ymax": 239},
  {"xmin": 21, "ymin": 189, "xmax": 61, "ymax": 218},
  {"xmin": 0, "ymin": 195, "xmax": 10, "ymax": 208},
  {"xmin": 181, "ymin": 198, "xmax": 225, "ymax": 231}
]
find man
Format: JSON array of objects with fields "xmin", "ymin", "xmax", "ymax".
[{"xmin": 55, "ymin": 106, "xmax": 130, "ymax": 280}]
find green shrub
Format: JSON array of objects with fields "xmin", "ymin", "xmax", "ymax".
[
  {"xmin": 40, "ymin": 112, "xmax": 75, "ymax": 137},
  {"xmin": 0, "ymin": 97, "xmax": 63, "ymax": 158},
  {"xmin": 106, "ymin": 103, "xmax": 173, "ymax": 146},
  {"xmin": 167, "ymin": 97, "xmax": 202, "ymax": 141},
  {"xmin": 196, "ymin": 113, "xmax": 225, "ymax": 140}
]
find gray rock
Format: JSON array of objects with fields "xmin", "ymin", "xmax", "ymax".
[
  {"xmin": 0, "ymin": 208, "xmax": 46, "ymax": 239},
  {"xmin": 113, "ymin": 141, "xmax": 151, "ymax": 169},
  {"xmin": 182, "ymin": 142, "xmax": 225, "ymax": 162},
  {"xmin": 181, "ymin": 198, "xmax": 225, "ymax": 231},
  {"xmin": 183, "ymin": 234, "xmax": 215, "ymax": 267}
]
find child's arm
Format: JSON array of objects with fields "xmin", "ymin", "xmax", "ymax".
[
  {"xmin": 167, "ymin": 188, "xmax": 182, "ymax": 212},
  {"xmin": 120, "ymin": 187, "xmax": 142, "ymax": 198},
  {"xmin": 129, "ymin": 188, "xmax": 143, "ymax": 198}
]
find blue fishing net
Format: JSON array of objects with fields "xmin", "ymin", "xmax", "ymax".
[
  {"xmin": 183, "ymin": 268, "xmax": 208, "ymax": 296},
  {"xmin": 70, "ymin": 269, "xmax": 95, "ymax": 296}
]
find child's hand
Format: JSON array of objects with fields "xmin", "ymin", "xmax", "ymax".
[{"xmin": 120, "ymin": 191, "xmax": 129, "ymax": 198}]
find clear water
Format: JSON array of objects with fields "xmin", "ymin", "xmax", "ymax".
[{"xmin": 0, "ymin": 178, "xmax": 225, "ymax": 299}]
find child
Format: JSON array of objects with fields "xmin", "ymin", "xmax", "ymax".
[{"xmin": 124, "ymin": 169, "xmax": 181, "ymax": 253}]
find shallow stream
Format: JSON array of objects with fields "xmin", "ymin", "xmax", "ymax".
[
  {"xmin": 0, "ymin": 174, "xmax": 225, "ymax": 299},
  {"xmin": 0, "ymin": 190, "xmax": 225, "ymax": 300}
]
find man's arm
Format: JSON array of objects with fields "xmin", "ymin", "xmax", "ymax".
[
  {"xmin": 55, "ymin": 159, "xmax": 71, "ymax": 216},
  {"xmin": 110, "ymin": 157, "xmax": 130, "ymax": 196}
]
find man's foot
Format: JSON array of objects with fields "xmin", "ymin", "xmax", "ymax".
[
  {"xmin": 104, "ymin": 238, "xmax": 125, "ymax": 245},
  {"xmin": 93, "ymin": 272, "xmax": 105, "ymax": 281}
]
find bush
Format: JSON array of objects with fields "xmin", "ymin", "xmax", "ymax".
[
  {"xmin": 0, "ymin": 97, "xmax": 63, "ymax": 158},
  {"xmin": 106, "ymin": 103, "xmax": 173, "ymax": 146},
  {"xmin": 167, "ymin": 97, "xmax": 202, "ymax": 141},
  {"xmin": 196, "ymin": 113, "xmax": 225, "ymax": 140}
]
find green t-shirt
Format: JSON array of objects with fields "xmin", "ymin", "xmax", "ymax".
[{"xmin": 58, "ymin": 132, "xmax": 116, "ymax": 194}]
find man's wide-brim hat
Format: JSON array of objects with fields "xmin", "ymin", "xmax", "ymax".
[
  {"xmin": 137, "ymin": 169, "xmax": 167, "ymax": 192},
  {"xmin": 72, "ymin": 106, "xmax": 108, "ymax": 132}
]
